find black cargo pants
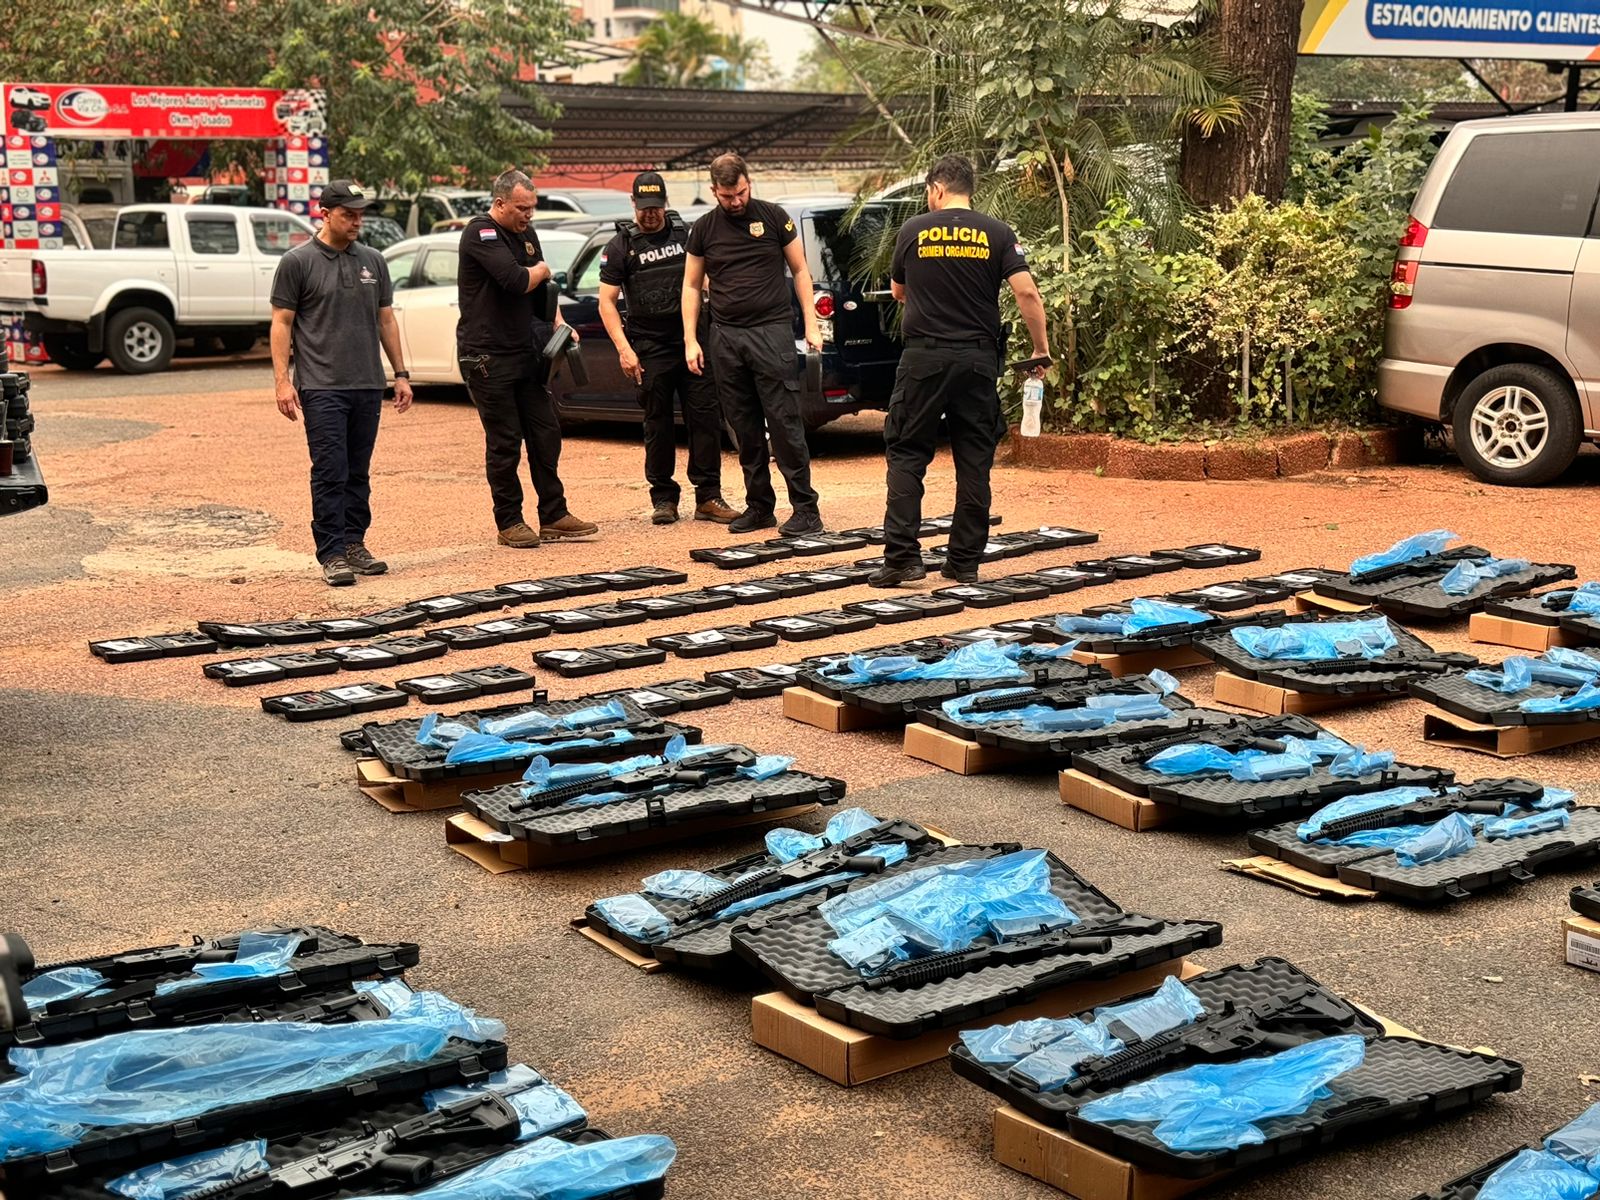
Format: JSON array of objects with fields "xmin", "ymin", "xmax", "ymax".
[
  {"xmin": 640, "ymin": 356, "xmax": 723, "ymax": 506},
  {"xmin": 707, "ymin": 320, "xmax": 818, "ymax": 517},
  {"xmin": 460, "ymin": 350, "xmax": 569, "ymax": 531}
]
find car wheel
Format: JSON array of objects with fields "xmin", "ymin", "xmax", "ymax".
[
  {"xmin": 106, "ymin": 307, "xmax": 176, "ymax": 374},
  {"xmin": 217, "ymin": 330, "xmax": 256, "ymax": 355},
  {"xmin": 1452, "ymin": 364, "xmax": 1580, "ymax": 486},
  {"xmin": 41, "ymin": 334, "xmax": 103, "ymax": 371}
]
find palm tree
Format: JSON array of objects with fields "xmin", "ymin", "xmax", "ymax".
[{"xmin": 621, "ymin": 12, "xmax": 767, "ymax": 90}]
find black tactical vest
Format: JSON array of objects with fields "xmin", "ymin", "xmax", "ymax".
[{"xmin": 617, "ymin": 211, "xmax": 690, "ymax": 320}]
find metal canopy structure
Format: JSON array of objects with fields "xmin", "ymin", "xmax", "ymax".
[{"xmin": 508, "ymin": 83, "xmax": 903, "ymax": 171}]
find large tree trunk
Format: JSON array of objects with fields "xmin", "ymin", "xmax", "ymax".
[{"xmin": 1179, "ymin": 0, "xmax": 1306, "ymax": 206}]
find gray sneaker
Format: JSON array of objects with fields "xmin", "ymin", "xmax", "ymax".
[
  {"xmin": 345, "ymin": 543, "xmax": 388, "ymax": 575},
  {"xmin": 321, "ymin": 555, "xmax": 356, "ymax": 587}
]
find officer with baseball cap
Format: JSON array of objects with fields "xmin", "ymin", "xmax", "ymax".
[{"xmin": 598, "ymin": 172, "xmax": 734, "ymax": 526}]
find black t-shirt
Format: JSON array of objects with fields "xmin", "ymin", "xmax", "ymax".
[
  {"xmin": 456, "ymin": 215, "xmax": 547, "ymax": 356},
  {"xmin": 890, "ymin": 208, "xmax": 1029, "ymax": 342},
  {"xmin": 684, "ymin": 198, "xmax": 797, "ymax": 328},
  {"xmin": 598, "ymin": 218, "xmax": 706, "ymax": 361}
]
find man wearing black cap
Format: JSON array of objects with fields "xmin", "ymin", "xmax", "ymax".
[
  {"xmin": 270, "ymin": 179, "xmax": 413, "ymax": 587},
  {"xmin": 598, "ymin": 171, "xmax": 735, "ymax": 527}
]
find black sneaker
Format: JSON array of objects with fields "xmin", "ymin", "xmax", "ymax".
[
  {"xmin": 344, "ymin": 543, "xmax": 388, "ymax": 575},
  {"xmin": 868, "ymin": 564, "xmax": 927, "ymax": 589},
  {"xmin": 729, "ymin": 509, "xmax": 777, "ymax": 534},
  {"xmin": 940, "ymin": 564, "xmax": 979, "ymax": 583},
  {"xmin": 779, "ymin": 510, "xmax": 824, "ymax": 536},
  {"xmin": 321, "ymin": 555, "xmax": 357, "ymax": 587}
]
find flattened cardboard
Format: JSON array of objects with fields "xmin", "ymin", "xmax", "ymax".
[
  {"xmin": 902, "ymin": 721, "xmax": 1032, "ymax": 774},
  {"xmin": 1212, "ymin": 671, "xmax": 1357, "ymax": 716},
  {"xmin": 445, "ymin": 803, "xmax": 823, "ymax": 872},
  {"xmin": 1469, "ymin": 611, "xmax": 1578, "ymax": 652},
  {"xmin": 1221, "ymin": 854, "xmax": 1377, "ymax": 901},
  {"xmin": 751, "ymin": 959, "xmax": 1202, "ymax": 1087},
  {"xmin": 1070, "ymin": 646, "xmax": 1209, "ymax": 677},
  {"xmin": 1564, "ymin": 916, "xmax": 1600, "ymax": 974},
  {"xmin": 1422, "ymin": 710, "xmax": 1600, "ymax": 758},
  {"xmin": 1059, "ymin": 769, "xmax": 1179, "ymax": 832},
  {"xmin": 355, "ymin": 757, "xmax": 522, "ymax": 813},
  {"xmin": 1290, "ymin": 590, "xmax": 1369, "ymax": 615},
  {"xmin": 571, "ymin": 919, "xmax": 665, "ymax": 973},
  {"xmin": 782, "ymin": 686, "xmax": 901, "ymax": 732}
]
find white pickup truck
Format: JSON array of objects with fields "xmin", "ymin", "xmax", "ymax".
[{"xmin": 0, "ymin": 204, "xmax": 315, "ymax": 373}]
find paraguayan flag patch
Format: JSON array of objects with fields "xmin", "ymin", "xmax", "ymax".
[{"xmin": 479, "ymin": 228, "xmax": 498, "ymax": 240}]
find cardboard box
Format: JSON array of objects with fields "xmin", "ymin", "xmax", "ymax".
[
  {"xmin": 782, "ymin": 686, "xmax": 901, "ymax": 733},
  {"xmin": 1222, "ymin": 855, "xmax": 1377, "ymax": 902},
  {"xmin": 571, "ymin": 919, "xmax": 665, "ymax": 973},
  {"xmin": 1422, "ymin": 710, "xmax": 1600, "ymax": 758},
  {"xmin": 445, "ymin": 802, "xmax": 823, "ymax": 872},
  {"xmin": 1289, "ymin": 590, "xmax": 1370, "ymax": 616},
  {"xmin": 1468, "ymin": 611, "xmax": 1578, "ymax": 652},
  {"xmin": 1212, "ymin": 671, "xmax": 1357, "ymax": 716},
  {"xmin": 1058, "ymin": 769, "xmax": 1179, "ymax": 832},
  {"xmin": 1564, "ymin": 916, "xmax": 1600, "ymax": 973},
  {"xmin": 751, "ymin": 959, "xmax": 1202, "ymax": 1087},
  {"xmin": 902, "ymin": 722, "xmax": 1030, "ymax": 774},
  {"xmin": 356, "ymin": 758, "xmax": 522, "ymax": 813},
  {"xmin": 1070, "ymin": 646, "xmax": 1209, "ymax": 678},
  {"xmin": 992, "ymin": 1105, "xmax": 1225, "ymax": 1200}
]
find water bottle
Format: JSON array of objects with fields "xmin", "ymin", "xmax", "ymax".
[{"xmin": 1020, "ymin": 377, "xmax": 1044, "ymax": 437}]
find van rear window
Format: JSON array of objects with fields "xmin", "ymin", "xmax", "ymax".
[
  {"xmin": 806, "ymin": 206, "xmax": 897, "ymax": 286},
  {"xmin": 1432, "ymin": 131, "xmax": 1600, "ymax": 238}
]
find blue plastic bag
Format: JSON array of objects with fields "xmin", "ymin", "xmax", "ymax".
[
  {"xmin": 714, "ymin": 870, "xmax": 859, "ymax": 921},
  {"xmin": 482, "ymin": 700, "xmax": 628, "ymax": 738},
  {"xmin": 823, "ymin": 807, "xmax": 882, "ymax": 843},
  {"xmin": 640, "ymin": 869, "xmax": 729, "ymax": 901},
  {"xmin": 738, "ymin": 754, "xmax": 794, "ymax": 781},
  {"xmin": 1467, "ymin": 658, "xmax": 1536, "ymax": 694},
  {"xmin": 1078, "ymin": 1035, "xmax": 1366, "ymax": 1151},
  {"xmin": 1440, "ymin": 556, "xmax": 1530, "ymax": 596},
  {"xmin": 1546, "ymin": 1101, "xmax": 1600, "ymax": 1170},
  {"xmin": 426, "ymin": 1062, "xmax": 546, "ymax": 1107},
  {"xmin": 1145, "ymin": 743, "xmax": 1244, "ymax": 777},
  {"xmin": 402, "ymin": 1133, "xmax": 676, "ymax": 1200},
  {"xmin": 1568, "ymin": 587, "xmax": 1600, "ymax": 618},
  {"xmin": 765, "ymin": 827, "xmax": 827, "ymax": 863},
  {"xmin": 423, "ymin": 1063, "xmax": 586, "ymax": 1142},
  {"xmin": 1521, "ymin": 682, "xmax": 1600, "ymax": 713},
  {"xmin": 1546, "ymin": 647, "xmax": 1600, "ymax": 676},
  {"xmin": 959, "ymin": 1017, "xmax": 1082, "ymax": 1066},
  {"xmin": 105, "ymin": 1139, "xmax": 268, "ymax": 1200},
  {"xmin": 154, "ymin": 931, "xmax": 306, "ymax": 996},
  {"xmin": 1476, "ymin": 1148, "xmax": 1600, "ymax": 1200},
  {"xmin": 825, "ymin": 640, "xmax": 1027, "ymax": 685},
  {"xmin": 1233, "ymin": 739, "xmax": 1325, "ymax": 782},
  {"xmin": 1298, "ymin": 786, "xmax": 1437, "ymax": 842},
  {"xmin": 590, "ymin": 895, "xmax": 672, "ymax": 943},
  {"xmin": 1482, "ymin": 809, "xmax": 1570, "ymax": 840},
  {"xmin": 1123, "ymin": 599, "xmax": 1209, "ymax": 633},
  {"xmin": 1095, "ymin": 976, "xmax": 1208, "ymax": 1041},
  {"xmin": 22, "ymin": 966, "xmax": 107, "ymax": 1013},
  {"xmin": 1394, "ymin": 811, "xmax": 1477, "ymax": 867},
  {"xmin": 1232, "ymin": 617, "xmax": 1397, "ymax": 662},
  {"xmin": 827, "ymin": 915, "xmax": 907, "ymax": 973},
  {"xmin": 1350, "ymin": 529, "xmax": 1456, "ymax": 577},
  {"xmin": 445, "ymin": 731, "xmax": 533, "ymax": 764},
  {"xmin": 1536, "ymin": 786, "xmax": 1579, "ymax": 811},
  {"xmin": 1010, "ymin": 1020, "xmax": 1124, "ymax": 1092},
  {"xmin": 416, "ymin": 714, "xmax": 474, "ymax": 748},
  {"xmin": 1327, "ymin": 745, "xmax": 1395, "ymax": 778},
  {"xmin": 1055, "ymin": 613, "xmax": 1127, "ymax": 636}
]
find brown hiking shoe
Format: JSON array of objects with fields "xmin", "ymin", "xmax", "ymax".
[
  {"xmin": 320, "ymin": 555, "xmax": 356, "ymax": 586},
  {"xmin": 651, "ymin": 501, "xmax": 679, "ymax": 525},
  {"xmin": 694, "ymin": 497, "xmax": 737, "ymax": 524},
  {"xmin": 344, "ymin": 543, "xmax": 388, "ymax": 575},
  {"xmin": 497, "ymin": 521, "xmax": 541, "ymax": 549},
  {"xmin": 542, "ymin": 513, "xmax": 599, "ymax": 540}
]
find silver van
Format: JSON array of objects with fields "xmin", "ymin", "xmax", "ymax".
[{"xmin": 1379, "ymin": 112, "xmax": 1600, "ymax": 484}]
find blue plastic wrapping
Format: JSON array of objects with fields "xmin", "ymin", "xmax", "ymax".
[
  {"xmin": 521, "ymin": 753, "xmax": 654, "ymax": 791},
  {"xmin": 444, "ymin": 731, "xmax": 535, "ymax": 764},
  {"xmin": 1055, "ymin": 613, "xmax": 1127, "ymax": 635},
  {"xmin": 425, "ymin": 1062, "xmax": 546, "ymax": 1107},
  {"xmin": 482, "ymin": 700, "xmax": 628, "ymax": 738},
  {"xmin": 1568, "ymin": 586, "xmax": 1600, "ymax": 618},
  {"xmin": 105, "ymin": 1139, "xmax": 268, "ymax": 1200},
  {"xmin": 1350, "ymin": 529, "xmax": 1456, "ymax": 577},
  {"xmin": 422, "ymin": 1065, "xmax": 587, "ymax": 1144},
  {"xmin": 859, "ymin": 841, "xmax": 910, "ymax": 868},
  {"xmin": 765, "ymin": 827, "xmax": 827, "ymax": 863},
  {"xmin": 1546, "ymin": 1101, "xmax": 1600, "ymax": 1170},
  {"xmin": 988, "ymin": 892, "xmax": 1082, "ymax": 940},
  {"xmin": 22, "ymin": 966, "xmax": 107, "ymax": 1012},
  {"xmin": 827, "ymin": 915, "xmax": 908, "ymax": 973},
  {"xmin": 1545, "ymin": 647, "xmax": 1600, "ymax": 676},
  {"xmin": 714, "ymin": 870, "xmax": 860, "ymax": 921},
  {"xmin": 1095, "ymin": 976, "xmax": 1209, "ymax": 1040},
  {"xmin": 1145, "ymin": 743, "xmax": 1245, "ymax": 777},
  {"xmin": 1467, "ymin": 658, "xmax": 1536, "ymax": 693},
  {"xmin": 824, "ymin": 639, "xmax": 1027, "ymax": 685},
  {"xmin": 640, "ymin": 869, "xmax": 729, "ymax": 901},
  {"xmin": 1010, "ymin": 1020, "xmax": 1124, "ymax": 1091},
  {"xmin": 1297, "ymin": 786, "xmax": 1437, "ymax": 842},
  {"xmin": 1327, "ymin": 745, "xmax": 1395, "ymax": 778},
  {"xmin": 1476, "ymin": 1148, "xmax": 1600, "ymax": 1200},
  {"xmin": 154, "ymin": 931, "xmax": 307, "ymax": 996},
  {"xmin": 739, "ymin": 754, "xmax": 795, "ymax": 781},
  {"xmin": 0, "ymin": 989, "xmax": 506, "ymax": 1160},
  {"xmin": 1327, "ymin": 822, "xmax": 1437, "ymax": 850},
  {"xmin": 416, "ymin": 715, "xmax": 474, "ymax": 748},
  {"xmin": 823, "ymin": 807, "xmax": 881, "ymax": 843},
  {"xmin": 1394, "ymin": 811, "xmax": 1477, "ymax": 867},
  {"xmin": 1482, "ymin": 809, "xmax": 1570, "ymax": 840},
  {"xmin": 1078, "ymin": 1035, "xmax": 1367, "ymax": 1151},
  {"xmin": 402, "ymin": 1133, "xmax": 676, "ymax": 1200},
  {"xmin": 1521, "ymin": 683, "xmax": 1600, "ymax": 713},
  {"xmin": 1231, "ymin": 617, "xmax": 1397, "ymax": 662},
  {"xmin": 1123, "ymin": 599, "xmax": 1210, "ymax": 632},
  {"xmin": 1537, "ymin": 786, "xmax": 1579, "ymax": 811},
  {"xmin": 590, "ymin": 895, "xmax": 672, "ymax": 943},
  {"xmin": 959, "ymin": 1017, "xmax": 1083, "ymax": 1066},
  {"xmin": 1440, "ymin": 556, "xmax": 1530, "ymax": 596}
]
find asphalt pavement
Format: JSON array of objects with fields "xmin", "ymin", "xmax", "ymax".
[{"xmin": 2, "ymin": 357, "xmax": 1597, "ymax": 1200}]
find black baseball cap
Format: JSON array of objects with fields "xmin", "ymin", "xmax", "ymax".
[
  {"xmin": 321, "ymin": 180, "xmax": 379, "ymax": 212},
  {"xmin": 631, "ymin": 171, "xmax": 667, "ymax": 209}
]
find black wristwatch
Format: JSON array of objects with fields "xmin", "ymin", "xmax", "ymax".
[{"xmin": 394, "ymin": 370, "xmax": 411, "ymax": 379}]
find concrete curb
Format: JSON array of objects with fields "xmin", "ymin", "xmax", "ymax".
[{"xmin": 1004, "ymin": 426, "xmax": 1414, "ymax": 480}]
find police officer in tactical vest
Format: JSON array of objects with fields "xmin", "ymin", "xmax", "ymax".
[
  {"xmin": 599, "ymin": 172, "xmax": 736, "ymax": 525},
  {"xmin": 869, "ymin": 154, "xmax": 1051, "ymax": 589}
]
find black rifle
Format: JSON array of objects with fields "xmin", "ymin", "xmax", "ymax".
[
  {"xmin": 1314, "ymin": 795, "xmax": 1509, "ymax": 842},
  {"xmin": 0, "ymin": 932, "xmax": 32, "ymax": 1033},
  {"xmin": 1288, "ymin": 652, "xmax": 1475, "ymax": 677},
  {"xmin": 961, "ymin": 680, "xmax": 1155, "ymax": 716},
  {"xmin": 509, "ymin": 747, "xmax": 758, "ymax": 812},
  {"xmin": 680, "ymin": 819, "xmax": 930, "ymax": 921},
  {"xmin": 860, "ymin": 916, "xmax": 1167, "ymax": 991},
  {"xmin": 86, "ymin": 928, "xmax": 319, "ymax": 981},
  {"xmin": 1121, "ymin": 728, "xmax": 1291, "ymax": 766},
  {"xmin": 1347, "ymin": 546, "xmax": 1486, "ymax": 585},
  {"xmin": 190, "ymin": 1092, "xmax": 520, "ymax": 1199},
  {"xmin": 1040, "ymin": 981, "xmax": 1359, "ymax": 1094}
]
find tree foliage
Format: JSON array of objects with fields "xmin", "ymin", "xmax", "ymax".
[
  {"xmin": 619, "ymin": 12, "xmax": 772, "ymax": 89},
  {"xmin": 2, "ymin": 0, "xmax": 575, "ymax": 193}
]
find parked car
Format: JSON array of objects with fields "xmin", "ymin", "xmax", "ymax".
[
  {"xmin": 535, "ymin": 188, "xmax": 636, "ymax": 218},
  {"xmin": 59, "ymin": 204, "xmax": 121, "ymax": 250},
  {"xmin": 387, "ymin": 190, "xmax": 493, "ymax": 239},
  {"xmin": 1380, "ymin": 111, "xmax": 1600, "ymax": 485},
  {"xmin": 358, "ymin": 215, "xmax": 408, "ymax": 251},
  {"xmin": 0, "ymin": 204, "xmax": 315, "ymax": 372}
]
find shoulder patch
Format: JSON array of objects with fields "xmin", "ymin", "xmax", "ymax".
[{"xmin": 478, "ymin": 228, "xmax": 498, "ymax": 240}]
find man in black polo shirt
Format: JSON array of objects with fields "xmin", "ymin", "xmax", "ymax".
[
  {"xmin": 456, "ymin": 168, "xmax": 597, "ymax": 548},
  {"xmin": 270, "ymin": 179, "xmax": 413, "ymax": 587},
  {"xmin": 682, "ymin": 153, "xmax": 824, "ymax": 535},
  {"xmin": 868, "ymin": 154, "xmax": 1051, "ymax": 589},
  {"xmin": 598, "ymin": 171, "xmax": 735, "ymax": 527}
]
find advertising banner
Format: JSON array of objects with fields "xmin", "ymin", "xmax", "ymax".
[
  {"xmin": 1301, "ymin": 0, "xmax": 1600, "ymax": 58},
  {"xmin": 2, "ymin": 83, "xmax": 326, "ymax": 140}
]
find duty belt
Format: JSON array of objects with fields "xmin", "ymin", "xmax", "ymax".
[{"xmin": 905, "ymin": 335, "xmax": 997, "ymax": 349}]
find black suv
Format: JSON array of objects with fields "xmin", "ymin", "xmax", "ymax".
[{"xmin": 551, "ymin": 197, "xmax": 908, "ymax": 431}]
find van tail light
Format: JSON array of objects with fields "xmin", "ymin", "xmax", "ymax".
[
  {"xmin": 813, "ymin": 292, "xmax": 835, "ymax": 319},
  {"xmin": 31, "ymin": 260, "xmax": 46, "ymax": 296},
  {"xmin": 1389, "ymin": 260, "xmax": 1418, "ymax": 309},
  {"xmin": 1400, "ymin": 216, "xmax": 1428, "ymax": 247}
]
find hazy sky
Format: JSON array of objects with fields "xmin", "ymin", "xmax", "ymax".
[{"xmin": 730, "ymin": 5, "xmax": 819, "ymax": 83}]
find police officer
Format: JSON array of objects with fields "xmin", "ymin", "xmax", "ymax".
[
  {"xmin": 456, "ymin": 168, "xmax": 598, "ymax": 548},
  {"xmin": 868, "ymin": 154, "xmax": 1050, "ymax": 589},
  {"xmin": 682, "ymin": 153, "xmax": 824, "ymax": 535},
  {"xmin": 598, "ymin": 172, "xmax": 736, "ymax": 526}
]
